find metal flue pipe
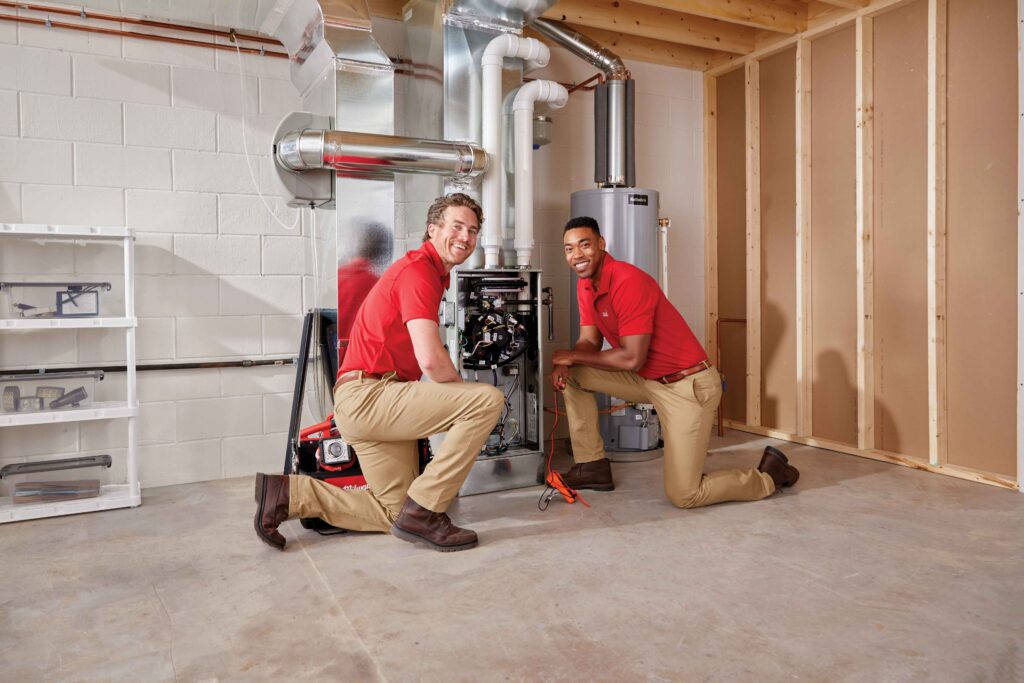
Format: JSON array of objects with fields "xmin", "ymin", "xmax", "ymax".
[
  {"xmin": 531, "ymin": 18, "xmax": 632, "ymax": 187},
  {"xmin": 276, "ymin": 130, "xmax": 487, "ymax": 180}
]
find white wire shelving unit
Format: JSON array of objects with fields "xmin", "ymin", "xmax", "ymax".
[{"xmin": 0, "ymin": 224, "xmax": 140, "ymax": 523}]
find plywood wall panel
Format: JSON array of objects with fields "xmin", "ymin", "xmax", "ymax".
[
  {"xmin": 810, "ymin": 27, "xmax": 858, "ymax": 446},
  {"xmin": 759, "ymin": 48, "xmax": 798, "ymax": 433},
  {"xmin": 946, "ymin": 0, "xmax": 1017, "ymax": 477},
  {"xmin": 872, "ymin": 0, "xmax": 929, "ymax": 459},
  {"xmin": 716, "ymin": 68, "xmax": 747, "ymax": 423}
]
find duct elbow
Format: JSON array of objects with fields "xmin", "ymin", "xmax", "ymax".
[{"xmin": 482, "ymin": 34, "xmax": 549, "ymax": 72}]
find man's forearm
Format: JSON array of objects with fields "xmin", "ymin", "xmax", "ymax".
[
  {"xmin": 421, "ymin": 348, "xmax": 463, "ymax": 383},
  {"xmin": 567, "ymin": 347, "xmax": 640, "ymax": 373}
]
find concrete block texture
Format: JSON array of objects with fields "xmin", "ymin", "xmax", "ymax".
[
  {"xmin": 173, "ymin": 150, "xmax": 273, "ymax": 195},
  {"xmin": 221, "ymin": 433, "xmax": 285, "ymax": 478},
  {"xmin": 137, "ymin": 439, "xmax": 222, "ymax": 488},
  {"xmin": 74, "ymin": 55, "xmax": 170, "ymax": 105},
  {"xmin": 0, "ymin": 89, "xmax": 17, "ymax": 136},
  {"xmin": 171, "ymin": 66, "xmax": 258, "ymax": 115},
  {"xmin": 124, "ymin": 103, "xmax": 217, "ymax": 151},
  {"xmin": 173, "ymin": 234, "xmax": 261, "ymax": 275},
  {"xmin": 75, "ymin": 143, "xmax": 172, "ymax": 190},
  {"xmin": 0, "ymin": 139, "xmax": 72, "ymax": 184},
  {"xmin": 175, "ymin": 395, "xmax": 263, "ymax": 441},
  {"xmin": 21, "ymin": 93, "xmax": 122, "ymax": 144},
  {"xmin": 217, "ymin": 193, "xmax": 302, "ymax": 235},
  {"xmin": 0, "ymin": 181, "xmax": 21, "ymax": 222},
  {"xmin": 22, "ymin": 184, "xmax": 124, "ymax": 225},
  {"xmin": 219, "ymin": 275, "xmax": 302, "ymax": 315},
  {"xmin": 126, "ymin": 190, "xmax": 217, "ymax": 234},
  {"xmin": 0, "ymin": 45, "xmax": 70, "ymax": 95},
  {"xmin": 175, "ymin": 315, "xmax": 262, "ymax": 358}
]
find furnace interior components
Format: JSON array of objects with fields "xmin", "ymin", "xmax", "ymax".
[{"xmin": 460, "ymin": 278, "xmax": 531, "ymax": 370}]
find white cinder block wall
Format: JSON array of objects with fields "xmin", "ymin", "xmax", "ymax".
[{"xmin": 0, "ymin": 15, "xmax": 702, "ymax": 490}]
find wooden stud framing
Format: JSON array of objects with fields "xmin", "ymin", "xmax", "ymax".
[
  {"xmin": 626, "ymin": 0, "xmax": 807, "ymax": 34},
  {"xmin": 927, "ymin": 0, "xmax": 948, "ymax": 466},
  {"xmin": 795, "ymin": 39, "xmax": 813, "ymax": 437},
  {"xmin": 745, "ymin": 60, "xmax": 762, "ymax": 427},
  {"xmin": 705, "ymin": 75, "xmax": 720, "ymax": 358},
  {"xmin": 855, "ymin": 16, "xmax": 875, "ymax": 451},
  {"xmin": 707, "ymin": 0, "xmax": 914, "ymax": 76},
  {"xmin": 723, "ymin": 419, "xmax": 1019, "ymax": 490},
  {"xmin": 1018, "ymin": 0, "xmax": 1024, "ymax": 490}
]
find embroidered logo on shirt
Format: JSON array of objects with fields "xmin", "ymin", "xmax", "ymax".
[{"xmin": 601, "ymin": 310, "xmax": 609, "ymax": 317}]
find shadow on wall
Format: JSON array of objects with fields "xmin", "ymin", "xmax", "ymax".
[
  {"xmin": 761, "ymin": 300, "xmax": 792, "ymax": 431},
  {"xmin": 812, "ymin": 348, "xmax": 896, "ymax": 453}
]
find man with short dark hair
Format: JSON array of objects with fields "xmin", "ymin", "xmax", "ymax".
[
  {"xmin": 255, "ymin": 193, "xmax": 504, "ymax": 552},
  {"xmin": 552, "ymin": 215, "xmax": 799, "ymax": 508}
]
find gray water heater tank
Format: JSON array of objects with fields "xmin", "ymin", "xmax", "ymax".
[{"xmin": 568, "ymin": 187, "xmax": 662, "ymax": 453}]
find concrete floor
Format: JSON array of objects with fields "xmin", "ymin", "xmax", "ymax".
[{"xmin": 2, "ymin": 431, "xmax": 1022, "ymax": 683}]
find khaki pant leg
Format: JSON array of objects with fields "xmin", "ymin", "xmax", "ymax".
[
  {"xmin": 562, "ymin": 366, "xmax": 651, "ymax": 463},
  {"xmin": 649, "ymin": 367, "xmax": 774, "ymax": 508},
  {"xmin": 334, "ymin": 376, "xmax": 504, "ymax": 513}
]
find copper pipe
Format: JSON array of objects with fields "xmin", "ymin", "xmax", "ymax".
[
  {"xmin": 715, "ymin": 317, "xmax": 746, "ymax": 437},
  {"xmin": 567, "ymin": 71, "xmax": 604, "ymax": 94},
  {"xmin": 0, "ymin": 12, "xmax": 289, "ymax": 58},
  {"xmin": 0, "ymin": 1, "xmax": 281, "ymax": 45},
  {"xmin": 523, "ymin": 71, "xmax": 603, "ymax": 94}
]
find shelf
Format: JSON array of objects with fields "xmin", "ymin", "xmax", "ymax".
[
  {"xmin": 0, "ymin": 401, "xmax": 138, "ymax": 427},
  {"xmin": 0, "ymin": 483, "xmax": 140, "ymax": 523},
  {"xmin": 0, "ymin": 317, "xmax": 136, "ymax": 330},
  {"xmin": 0, "ymin": 224, "xmax": 132, "ymax": 239}
]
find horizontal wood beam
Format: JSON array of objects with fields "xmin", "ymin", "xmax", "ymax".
[
  {"xmin": 528, "ymin": 24, "xmax": 730, "ymax": 70},
  {"xmin": 626, "ymin": 0, "xmax": 807, "ymax": 34},
  {"xmin": 368, "ymin": 0, "xmax": 405, "ymax": 20},
  {"xmin": 815, "ymin": 0, "xmax": 869, "ymax": 8},
  {"xmin": 544, "ymin": 0, "xmax": 758, "ymax": 54}
]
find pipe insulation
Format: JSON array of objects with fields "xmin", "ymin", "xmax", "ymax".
[
  {"xmin": 513, "ymin": 79, "xmax": 569, "ymax": 267},
  {"xmin": 481, "ymin": 34, "xmax": 550, "ymax": 268},
  {"xmin": 275, "ymin": 129, "xmax": 487, "ymax": 179}
]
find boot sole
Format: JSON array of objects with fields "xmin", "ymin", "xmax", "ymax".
[
  {"xmin": 254, "ymin": 473, "xmax": 285, "ymax": 551},
  {"xmin": 390, "ymin": 525, "xmax": 478, "ymax": 552},
  {"xmin": 571, "ymin": 483, "xmax": 615, "ymax": 491},
  {"xmin": 782, "ymin": 466, "xmax": 800, "ymax": 488}
]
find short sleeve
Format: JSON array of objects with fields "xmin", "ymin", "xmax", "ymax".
[
  {"xmin": 397, "ymin": 263, "xmax": 442, "ymax": 324},
  {"xmin": 612, "ymin": 272, "xmax": 658, "ymax": 336}
]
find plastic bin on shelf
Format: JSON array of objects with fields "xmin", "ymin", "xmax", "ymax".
[
  {"xmin": 0, "ymin": 370, "xmax": 104, "ymax": 414},
  {"xmin": 0, "ymin": 281, "xmax": 111, "ymax": 320},
  {"xmin": 0, "ymin": 455, "xmax": 113, "ymax": 505}
]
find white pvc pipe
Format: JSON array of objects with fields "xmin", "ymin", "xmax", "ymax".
[
  {"xmin": 513, "ymin": 79, "xmax": 569, "ymax": 268},
  {"xmin": 481, "ymin": 34, "xmax": 549, "ymax": 268}
]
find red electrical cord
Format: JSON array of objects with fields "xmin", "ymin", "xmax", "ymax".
[{"xmin": 538, "ymin": 395, "xmax": 589, "ymax": 510}]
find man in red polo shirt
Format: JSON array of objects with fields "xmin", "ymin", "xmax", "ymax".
[
  {"xmin": 552, "ymin": 216, "xmax": 799, "ymax": 508},
  {"xmin": 255, "ymin": 194, "xmax": 504, "ymax": 552}
]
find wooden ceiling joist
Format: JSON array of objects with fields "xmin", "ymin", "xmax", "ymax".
[
  {"xmin": 626, "ymin": 0, "xmax": 806, "ymax": 34},
  {"xmin": 811, "ymin": 0, "xmax": 869, "ymax": 9},
  {"xmin": 528, "ymin": 23, "xmax": 730, "ymax": 70},
  {"xmin": 542, "ymin": 0, "xmax": 758, "ymax": 54}
]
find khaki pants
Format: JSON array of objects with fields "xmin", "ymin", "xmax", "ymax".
[
  {"xmin": 288, "ymin": 374, "xmax": 504, "ymax": 532},
  {"xmin": 563, "ymin": 365, "xmax": 774, "ymax": 508}
]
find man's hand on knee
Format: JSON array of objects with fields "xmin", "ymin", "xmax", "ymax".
[{"xmin": 551, "ymin": 365, "xmax": 571, "ymax": 392}]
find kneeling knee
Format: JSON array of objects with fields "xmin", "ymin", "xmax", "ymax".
[
  {"xmin": 668, "ymin": 490, "xmax": 701, "ymax": 509},
  {"xmin": 481, "ymin": 385, "xmax": 504, "ymax": 415}
]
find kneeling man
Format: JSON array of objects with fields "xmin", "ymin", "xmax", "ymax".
[
  {"xmin": 255, "ymin": 194, "xmax": 503, "ymax": 552},
  {"xmin": 552, "ymin": 216, "xmax": 799, "ymax": 508}
]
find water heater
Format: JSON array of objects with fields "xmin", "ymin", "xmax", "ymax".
[{"xmin": 569, "ymin": 187, "xmax": 662, "ymax": 452}]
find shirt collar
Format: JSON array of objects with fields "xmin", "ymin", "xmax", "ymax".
[
  {"xmin": 581, "ymin": 252, "xmax": 616, "ymax": 297},
  {"xmin": 420, "ymin": 240, "xmax": 449, "ymax": 287}
]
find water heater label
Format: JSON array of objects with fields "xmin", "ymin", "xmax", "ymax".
[{"xmin": 628, "ymin": 194, "xmax": 649, "ymax": 206}]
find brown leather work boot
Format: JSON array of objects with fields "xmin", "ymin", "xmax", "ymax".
[
  {"xmin": 254, "ymin": 473, "xmax": 290, "ymax": 550},
  {"xmin": 758, "ymin": 446, "xmax": 800, "ymax": 489},
  {"xmin": 390, "ymin": 497, "xmax": 478, "ymax": 552},
  {"xmin": 559, "ymin": 458, "xmax": 615, "ymax": 491}
]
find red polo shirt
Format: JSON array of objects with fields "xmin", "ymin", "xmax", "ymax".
[
  {"xmin": 339, "ymin": 241, "xmax": 448, "ymax": 382},
  {"xmin": 577, "ymin": 253, "xmax": 707, "ymax": 380}
]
